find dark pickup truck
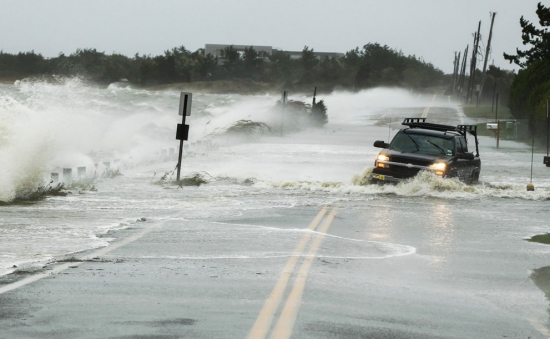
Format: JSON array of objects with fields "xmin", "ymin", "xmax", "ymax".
[{"xmin": 370, "ymin": 118, "xmax": 481, "ymax": 184}]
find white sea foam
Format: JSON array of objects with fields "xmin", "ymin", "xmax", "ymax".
[
  {"xmin": 251, "ymin": 168, "xmax": 550, "ymax": 201},
  {"xmin": 130, "ymin": 243, "xmax": 416, "ymax": 261},
  {"xmin": 0, "ymin": 79, "xmax": 173, "ymax": 201}
]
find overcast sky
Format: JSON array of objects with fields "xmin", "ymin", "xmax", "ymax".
[{"xmin": 1, "ymin": 0, "xmax": 543, "ymax": 73}]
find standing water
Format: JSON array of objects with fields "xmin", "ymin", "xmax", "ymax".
[{"xmin": 1, "ymin": 79, "xmax": 550, "ymax": 335}]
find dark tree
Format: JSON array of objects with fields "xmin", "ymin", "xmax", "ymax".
[
  {"xmin": 354, "ymin": 61, "xmax": 372, "ymax": 88},
  {"xmin": 300, "ymin": 46, "xmax": 318, "ymax": 83},
  {"xmin": 342, "ymin": 48, "xmax": 361, "ymax": 68},
  {"xmin": 319, "ymin": 57, "xmax": 343, "ymax": 83},
  {"xmin": 221, "ymin": 46, "xmax": 240, "ymax": 63},
  {"xmin": 310, "ymin": 99, "xmax": 328, "ymax": 126},
  {"xmin": 220, "ymin": 45, "xmax": 241, "ymax": 77},
  {"xmin": 508, "ymin": 59, "xmax": 550, "ymax": 138},
  {"xmin": 103, "ymin": 53, "xmax": 139, "ymax": 83},
  {"xmin": 138, "ymin": 57, "xmax": 157, "ymax": 86},
  {"xmin": 504, "ymin": 2, "xmax": 550, "ymax": 68},
  {"xmin": 301, "ymin": 46, "xmax": 318, "ymax": 72},
  {"xmin": 63, "ymin": 48, "xmax": 112, "ymax": 82},
  {"xmin": 267, "ymin": 51, "xmax": 294, "ymax": 83},
  {"xmin": 0, "ymin": 42, "xmax": 446, "ymax": 91},
  {"xmin": 193, "ymin": 49, "xmax": 217, "ymax": 80},
  {"xmin": 171, "ymin": 46, "xmax": 194, "ymax": 82},
  {"xmin": 243, "ymin": 47, "xmax": 261, "ymax": 71},
  {"xmin": 363, "ymin": 43, "xmax": 405, "ymax": 86},
  {"xmin": 153, "ymin": 51, "xmax": 177, "ymax": 83}
]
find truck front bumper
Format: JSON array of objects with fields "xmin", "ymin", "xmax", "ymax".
[{"xmin": 369, "ymin": 172, "xmax": 404, "ymax": 184}]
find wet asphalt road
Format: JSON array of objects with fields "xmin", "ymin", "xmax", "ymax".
[{"xmin": 1, "ymin": 197, "xmax": 549, "ymax": 339}]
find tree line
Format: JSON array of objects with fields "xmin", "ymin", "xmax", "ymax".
[
  {"xmin": 504, "ymin": 2, "xmax": 550, "ymax": 141},
  {"xmin": 0, "ymin": 43, "xmax": 446, "ymax": 91},
  {"xmin": 457, "ymin": 65, "xmax": 515, "ymax": 107}
]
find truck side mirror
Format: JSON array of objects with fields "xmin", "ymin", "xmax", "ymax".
[
  {"xmin": 373, "ymin": 140, "xmax": 390, "ymax": 148},
  {"xmin": 458, "ymin": 152, "xmax": 475, "ymax": 160}
]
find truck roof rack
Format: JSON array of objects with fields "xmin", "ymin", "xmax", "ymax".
[
  {"xmin": 402, "ymin": 118, "xmax": 479, "ymax": 156},
  {"xmin": 402, "ymin": 118, "xmax": 459, "ymax": 132},
  {"xmin": 457, "ymin": 125, "xmax": 478, "ymax": 138}
]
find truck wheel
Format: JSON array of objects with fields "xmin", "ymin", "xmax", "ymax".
[{"xmin": 471, "ymin": 170, "xmax": 480, "ymax": 184}]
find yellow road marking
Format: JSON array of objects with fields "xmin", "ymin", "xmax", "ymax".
[
  {"xmin": 421, "ymin": 106, "xmax": 430, "ymax": 118},
  {"xmin": 269, "ymin": 207, "xmax": 337, "ymax": 339},
  {"xmin": 421, "ymin": 94, "xmax": 436, "ymax": 118},
  {"xmin": 246, "ymin": 206, "xmax": 328, "ymax": 339}
]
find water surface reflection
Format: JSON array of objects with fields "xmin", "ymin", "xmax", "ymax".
[{"xmin": 425, "ymin": 201, "xmax": 455, "ymax": 266}]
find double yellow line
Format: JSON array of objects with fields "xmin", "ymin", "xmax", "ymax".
[
  {"xmin": 421, "ymin": 94, "xmax": 437, "ymax": 118},
  {"xmin": 247, "ymin": 206, "xmax": 338, "ymax": 339}
]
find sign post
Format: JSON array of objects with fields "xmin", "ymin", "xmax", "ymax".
[
  {"xmin": 281, "ymin": 91, "xmax": 287, "ymax": 137},
  {"xmin": 176, "ymin": 92, "xmax": 192, "ymax": 181}
]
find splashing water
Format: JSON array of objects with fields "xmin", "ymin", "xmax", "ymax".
[{"xmin": 2, "ymin": 80, "xmax": 549, "ymax": 202}]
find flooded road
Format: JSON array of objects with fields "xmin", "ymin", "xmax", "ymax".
[{"xmin": 1, "ymin": 80, "xmax": 549, "ymax": 338}]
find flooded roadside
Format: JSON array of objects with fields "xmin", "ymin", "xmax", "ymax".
[{"xmin": 1, "ymin": 80, "xmax": 550, "ymax": 336}]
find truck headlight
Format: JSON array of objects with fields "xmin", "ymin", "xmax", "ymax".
[
  {"xmin": 377, "ymin": 154, "xmax": 389, "ymax": 162},
  {"xmin": 429, "ymin": 162, "xmax": 446, "ymax": 176},
  {"xmin": 376, "ymin": 154, "xmax": 389, "ymax": 168}
]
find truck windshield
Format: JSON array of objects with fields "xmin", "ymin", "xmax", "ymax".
[{"xmin": 391, "ymin": 132, "xmax": 454, "ymax": 156}]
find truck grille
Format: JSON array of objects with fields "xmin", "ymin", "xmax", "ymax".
[
  {"xmin": 389, "ymin": 155, "xmax": 432, "ymax": 167},
  {"xmin": 388, "ymin": 165, "xmax": 421, "ymax": 177},
  {"xmin": 385, "ymin": 155, "xmax": 432, "ymax": 178}
]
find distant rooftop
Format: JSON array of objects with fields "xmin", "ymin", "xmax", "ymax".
[
  {"xmin": 205, "ymin": 44, "xmax": 344, "ymax": 61},
  {"xmin": 205, "ymin": 44, "xmax": 273, "ymax": 59}
]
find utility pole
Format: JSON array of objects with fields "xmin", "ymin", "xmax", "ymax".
[
  {"xmin": 451, "ymin": 51, "xmax": 456, "ymax": 96},
  {"xmin": 458, "ymin": 45, "xmax": 469, "ymax": 97},
  {"xmin": 466, "ymin": 32, "xmax": 477, "ymax": 103},
  {"xmin": 473, "ymin": 21, "xmax": 482, "ymax": 103},
  {"xmin": 454, "ymin": 51, "xmax": 461, "ymax": 94},
  {"xmin": 467, "ymin": 21, "xmax": 481, "ymax": 104},
  {"xmin": 452, "ymin": 52, "xmax": 461, "ymax": 96},
  {"xmin": 491, "ymin": 79, "xmax": 497, "ymax": 113},
  {"xmin": 495, "ymin": 93, "xmax": 498, "ymax": 122},
  {"xmin": 479, "ymin": 12, "xmax": 497, "ymax": 105},
  {"xmin": 496, "ymin": 94, "xmax": 500, "ymax": 148}
]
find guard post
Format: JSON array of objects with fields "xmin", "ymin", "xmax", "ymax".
[{"xmin": 176, "ymin": 92, "xmax": 192, "ymax": 181}]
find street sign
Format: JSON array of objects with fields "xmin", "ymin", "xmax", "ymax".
[
  {"xmin": 179, "ymin": 92, "xmax": 192, "ymax": 116},
  {"xmin": 176, "ymin": 92, "xmax": 192, "ymax": 181},
  {"xmin": 176, "ymin": 123, "xmax": 189, "ymax": 141}
]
